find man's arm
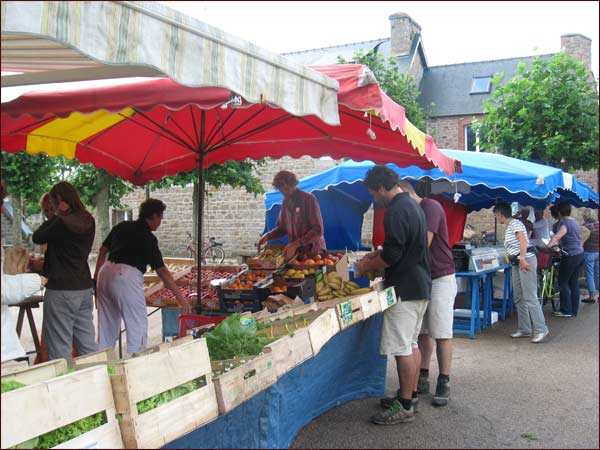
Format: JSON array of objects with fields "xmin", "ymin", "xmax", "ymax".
[
  {"xmin": 156, "ymin": 266, "xmax": 191, "ymax": 314},
  {"xmin": 516, "ymin": 231, "xmax": 533, "ymax": 272}
]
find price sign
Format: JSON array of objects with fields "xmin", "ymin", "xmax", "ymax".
[
  {"xmin": 386, "ymin": 288, "xmax": 395, "ymax": 306},
  {"xmin": 339, "ymin": 300, "xmax": 353, "ymax": 325}
]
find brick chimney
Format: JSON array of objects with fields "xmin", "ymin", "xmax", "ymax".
[
  {"xmin": 389, "ymin": 13, "xmax": 421, "ymax": 57},
  {"xmin": 560, "ymin": 33, "xmax": 592, "ymax": 71}
]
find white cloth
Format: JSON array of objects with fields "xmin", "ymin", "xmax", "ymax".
[
  {"xmin": 380, "ymin": 299, "xmax": 429, "ymax": 356},
  {"xmin": 1, "ymin": 246, "xmax": 42, "ymax": 362},
  {"xmin": 420, "ymin": 274, "xmax": 457, "ymax": 339}
]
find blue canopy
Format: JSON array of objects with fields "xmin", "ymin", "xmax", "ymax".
[{"xmin": 264, "ymin": 150, "xmax": 598, "ymax": 250}]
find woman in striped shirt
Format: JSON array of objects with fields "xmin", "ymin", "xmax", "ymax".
[{"xmin": 494, "ymin": 202, "xmax": 549, "ymax": 344}]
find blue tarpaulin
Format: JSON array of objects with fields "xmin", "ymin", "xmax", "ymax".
[
  {"xmin": 163, "ymin": 314, "xmax": 386, "ymax": 449},
  {"xmin": 264, "ymin": 150, "xmax": 598, "ymax": 250}
]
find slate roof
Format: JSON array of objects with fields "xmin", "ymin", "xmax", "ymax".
[
  {"xmin": 283, "ymin": 37, "xmax": 556, "ymax": 119},
  {"xmin": 282, "ymin": 38, "xmax": 391, "ymax": 66},
  {"xmin": 418, "ymin": 54, "xmax": 556, "ymax": 117}
]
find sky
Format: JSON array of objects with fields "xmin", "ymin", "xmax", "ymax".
[
  {"xmin": 162, "ymin": 1, "xmax": 598, "ymax": 74},
  {"xmin": 1, "ymin": 0, "xmax": 598, "ymax": 102}
]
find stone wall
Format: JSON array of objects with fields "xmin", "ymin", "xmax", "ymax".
[{"xmin": 118, "ymin": 157, "xmax": 338, "ymax": 258}]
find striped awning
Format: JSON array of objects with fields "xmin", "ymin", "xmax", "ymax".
[{"xmin": 1, "ymin": 0, "xmax": 340, "ymax": 125}]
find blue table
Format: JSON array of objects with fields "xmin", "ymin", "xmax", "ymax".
[
  {"xmin": 164, "ymin": 314, "xmax": 386, "ymax": 449},
  {"xmin": 454, "ymin": 264, "xmax": 512, "ymax": 338}
]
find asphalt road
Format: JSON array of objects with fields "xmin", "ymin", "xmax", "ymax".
[{"xmin": 291, "ymin": 301, "xmax": 599, "ymax": 449}]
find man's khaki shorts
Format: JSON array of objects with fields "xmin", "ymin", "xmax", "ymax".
[
  {"xmin": 380, "ymin": 298, "xmax": 429, "ymax": 356},
  {"xmin": 420, "ymin": 274, "xmax": 457, "ymax": 339}
]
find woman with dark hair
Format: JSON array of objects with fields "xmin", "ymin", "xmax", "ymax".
[
  {"xmin": 494, "ymin": 201, "xmax": 548, "ymax": 343},
  {"xmin": 257, "ymin": 170, "xmax": 326, "ymax": 260},
  {"xmin": 547, "ymin": 202, "xmax": 585, "ymax": 317},
  {"xmin": 94, "ymin": 198, "xmax": 190, "ymax": 355},
  {"xmin": 32, "ymin": 181, "xmax": 97, "ymax": 362}
]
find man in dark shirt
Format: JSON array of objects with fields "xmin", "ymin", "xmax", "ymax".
[
  {"xmin": 400, "ymin": 181, "xmax": 456, "ymax": 407},
  {"xmin": 355, "ymin": 166, "xmax": 431, "ymax": 426},
  {"xmin": 94, "ymin": 198, "xmax": 190, "ymax": 354}
]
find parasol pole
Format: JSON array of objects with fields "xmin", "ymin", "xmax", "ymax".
[{"xmin": 196, "ymin": 110, "xmax": 206, "ymax": 314}]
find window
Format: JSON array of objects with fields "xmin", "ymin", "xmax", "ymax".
[
  {"xmin": 465, "ymin": 125, "xmax": 479, "ymax": 152},
  {"xmin": 470, "ymin": 76, "xmax": 492, "ymax": 94},
  {"xmin": 111, "ymin": 208, "xmax": 133, "ymax": 226}
]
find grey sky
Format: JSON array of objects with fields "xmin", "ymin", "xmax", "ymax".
[{"xmin": 164, "ymin": 1, "xmax": 598, "ymax": 75}]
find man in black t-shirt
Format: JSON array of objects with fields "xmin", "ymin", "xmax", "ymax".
[
  {"xmin": 355, "ymin": 166, "xmax": 431, "ymax": 426},
  {"xmin": 94, "ymin": 199, "xmax": 190, "ymax": 354}
]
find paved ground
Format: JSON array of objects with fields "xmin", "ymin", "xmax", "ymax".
[{"xmin": 291, "ymin": 301, "xmax": 599, "ymax": 449}]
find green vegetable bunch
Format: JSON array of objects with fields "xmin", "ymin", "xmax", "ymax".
[
  {"xmin": 136, "ymin": 378, "xmax": 205, "ymax": 414},
  {"xmin": 1, "ymin": 380, "xmax": 26, "ymax": 393},
  {"xmin": 205, "ymin": 314, "xmax": 269, "ymax": 360}
]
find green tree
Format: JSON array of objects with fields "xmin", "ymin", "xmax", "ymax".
[
  {"xmin": 1, "ymin": 152, "xmax": 55, "ymax": 244},
  {"xmin": 474, "ymin": 52, "xmax": 598, "ymax": 170},
  {"xmin": 338, "ymin": 49, "xmax": 429, "ymax": 130}
]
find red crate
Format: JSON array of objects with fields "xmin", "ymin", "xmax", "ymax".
[{"xmin": 178, "ymin": 314, "xmax": 227, "ymax": 338}]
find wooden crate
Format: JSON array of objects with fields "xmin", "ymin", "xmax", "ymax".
[
  {"xmin": 358, "ymin": 291, "xmax": 382, "ymax": 319},
  {"xmin": 73, "ymin": 348, "xmax": 116, "ymax": 369},
  {"xmin": 1, "ymin": 358, "xmax": 67, "ymax": 385},
  {"xmin": 265, "ymin": 327, "xmax": 313, "ymax": 378},
  {"xmin": 335, "ymin": 295, "xmax": 364, "ymax": 330},
  {"xmin": 378, "ymin": 286, "xmax": 398, "ymax": 312},
  {"xmin": 1, "ymin": 365, "xmax": 124, "ymax": 449},
  {"xmin": 211, "ymin": 348, "xmax": 277, "ymax": 414},
  {"xmin": 110, "ymin": 338, "xmax": 218, "ymax": 449},
  {"xmin": 247, "ymin": 244, "xmax": 286, "ymax": 270},
  {"xmin": 307, "ymin": 307, "xmax": 340, "ymax": 355}
]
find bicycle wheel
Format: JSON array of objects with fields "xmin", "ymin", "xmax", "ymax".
[
  {"xmin": 172, "ymin": 245, "xmax": 194, "ymax": 259},
  {"xmin": 203, "ymin": 246, "xmax": 225, "ymax": 265},
  {"xmin": 551, "ymin": 294, "xmax": 561, "ymax": 312}
]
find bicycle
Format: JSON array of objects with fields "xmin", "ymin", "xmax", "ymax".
[
  {"xmin": 172, "ymin": 232, "xmax": 225, "ymax": 264},
  {"xmin": 536, "ymin": 246, "xmax": 563, "ymax": 312}
]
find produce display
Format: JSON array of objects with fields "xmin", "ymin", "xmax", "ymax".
[
  {"xmin": 149, "ymin": 268, "xmax": 236, "ymax": 309},
  {"xmin": 256, "ymin": 309, "xmax": 325, "ymax": 339},
  {"xmin": 316, "ymin": 271, "xmax": 372, "ymax": 301},
  {"xmin": 290, "ymin": 252, "xmax": 344, "ymax": 268},
  {"xmin": 1, "ymin": 377, "xmax": 107, "ymax": 449},
  {"xmin": 145, "ymin": 263, "xmax": 191, "ymax": 279},
  {"xmin": 136, "ymin": 377, "xmax": 207, "ymax": 414},
  {"xmin": 205, "ymin": 314, "xmax": 270, "ymax": 363},
  {"xmin": 255, "ymin": 248, "xmax": 283, "ymax": 261},
  {"xmin": 281, "ymin": 268, "xmax": 317, "ymax": 280}
]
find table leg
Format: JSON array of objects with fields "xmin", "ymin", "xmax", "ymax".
[
  {"xmin": 16, "ymin": 307, "xmax": 25, "ymax": 337},
  {"xmin": 484, "ymin": 274, "xmax": 493, "ymax": 327},
  {"xmin": 25, "ymin": 307, "xmax": 42, "ymax": 359},
  {"xmin": 471, "ymin": 278, "xmax": 479, "ymax": 338}
]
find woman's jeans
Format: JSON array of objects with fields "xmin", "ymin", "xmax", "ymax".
[
  {"xmin": 512, "ymin": 255, "xmax": 548, "ymax": 334},
  {"xmin": 583, "ymin": 251, "xmax": 599, "ymax": 295},
  {"xmin": 558, "ymin": 253, "xmax": 585, "ymax": 316}
]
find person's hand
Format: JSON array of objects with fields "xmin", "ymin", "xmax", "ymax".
[
  {"xmin": 40, "ymin": 276, "xmax": 48, "ymax": 288},
  {"xmin": 257, "ymin": 235, "xmax": 268, "ymax": 253},
  {"xmin": 179, "ymin": 297, "xmax": 192, "ymax": 314},
  {"xmin": 283, "ymin": 241, "xmax": 300, "ymax": 261},
  {"xmin": 518, "ymin": 258, "xmax": 532, "ymax": 272}
]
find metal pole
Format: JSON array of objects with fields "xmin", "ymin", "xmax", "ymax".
[{"xmin": 196, "ymin": 111, "xmax": 206, "ymax": 314}]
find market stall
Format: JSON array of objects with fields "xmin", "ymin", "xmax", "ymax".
[{"xmin": 264, "ymin": 152, "xmax": 599, "ymax": 250}]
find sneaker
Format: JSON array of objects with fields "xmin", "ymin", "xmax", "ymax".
[
  {"xmin": 510, "ymin": 330, "xmax": 531, "ymax": 338},
  {"xmin": 531, "ymin": 331, "xmax": 549, "ymax": 343},
  {"xmin": 552, "ymin": 311, "xmax": 572, "ymax": 317},
  {"xmin": 379, "ymin": 390, "xmax": 419, "ymax": 412},
  {"xmin": 432, "ymin": 379, "xmax": 450, "ymax": 407},
  {"xmin": 370, "ymin": 400, "xmax": 415, "ymax": 425},
  {"xmin": 582, "ymin": 297, "xmax": 597, "ymax": 304},
  {"xmin": 417, "ymin": 373, "xmax": 430, "ymax": 395}
]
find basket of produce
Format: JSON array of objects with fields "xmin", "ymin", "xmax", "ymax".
[{"xmin": 247, "ymin": 245, "xmax": 285, "ymax": 270}]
